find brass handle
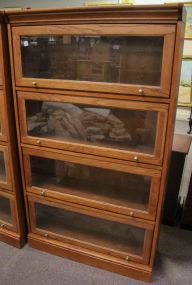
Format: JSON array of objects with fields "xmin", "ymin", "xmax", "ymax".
[
  {"xmin": 125, "ymin": 256, "xmax": 130, "ymax": 261},
  {"xmin": 139, "ymin": 89, "xmax": 144, "ymax": 95},
  {"xmin": 133, "ymin": 156, "xmax": 139, "ymax": 162},
  {"xmin": 32, "ymin": 81, "xmax": 37, "ymax": 86},
  {"xmin": 0, "ymin": 223, "xmax": 5, "ymax": 229},
  {"xmin": 41, "ymin": 190, "xmax": 45, "ymax": 196},
  {"xmin": 36, "ymin": 139, "xmax": 41, "ymax": 145},
  {"xmin": 129, "ymin": 211, "xmax": 134, "ymax": 217}
]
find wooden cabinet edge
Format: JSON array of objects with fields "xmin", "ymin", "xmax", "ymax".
[
  {"xmin": 0, "ymin": 19, "xmax": 26, "ymax": 247},
  {"xmin": 0, "ymin": 229, "xmax": 25, "ymax": 248}
]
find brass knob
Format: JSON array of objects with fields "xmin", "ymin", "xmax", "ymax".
[
  {"xmin": 32, "ymin": 81, "xmax": 37, "ymax": 86},
  {"xmin": 133, "ymin": 156, "xmax": 139, "ymax": 162},
  {"xmin": 0, "ymin": 223, "xmax": 5, "ymax": 229},
  {"xmin": 125, "ymin": 256, "xmax": 130, "ymax": 261},
  {"xmin": 129, "ymin": 211, "xmax": 134, "ymax": 217},
  {"xmin": 41, "ymin": 190, "xmax": 45, "ymax": 196},
  {"xmin": 139, "ymin": 89, "xmax": 144, "ymax": 95},
  {"xmin": 36, "ymin": 139, "xmax": 41, "ymax": 145},
  {"xmin": 44, "ymin": 233, "xmax": 48, "ymax": 238}
]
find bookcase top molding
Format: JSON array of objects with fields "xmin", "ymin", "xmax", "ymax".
[{"xmin": 2, "ymin": 4, "xmax": 185, "ymax": 25}]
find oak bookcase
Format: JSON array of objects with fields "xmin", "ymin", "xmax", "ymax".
[
  {"xmin": 6, "ymin": 4, "xmax": 185, "ymax": 281},
  {"xmin": 0, "ymin": 13, "xmax": 25, "ymax": 248}
]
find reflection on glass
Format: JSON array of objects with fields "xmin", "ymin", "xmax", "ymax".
[
  {"xmin": 35, "ymin": 203, "xmax": 145, "ymax": 256},
  {"xmin": 0, "ymin": 196, "xmax": 12, "ymax": 224},
  {"xmin": 21, "ymin": 35, "xmax": 164, "ymax": 86},
  {"xmin": 0, "ymin": 97, "xmax": 3, "ymax": 135},
  {"xmin": 31, "ymin": 156, "xmax": 151, "ymax": 210},
  {"xmin": 0, "ymin": 151, "xmax": 6, "ymax": 181},
  {"xmin": 0, "ymin": 67, "xmax": 2, "ymax": 85},
  {"xmin": 26, "ymin": 100, "xmax": 158, "ymax": 154}
]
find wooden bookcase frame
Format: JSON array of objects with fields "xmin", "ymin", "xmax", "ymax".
[
  {"xmin": 0, "ymin": 15, "xmax": 26, "ymax": 248},
  {"xmin": 6, "ymin": 4, "xmax": 185, "ymax": 282}
]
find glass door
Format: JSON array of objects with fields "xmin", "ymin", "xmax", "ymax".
[
  {"xmin": 0, "ymin": 91, "xmax": 7, "ymax": 141},
  {"xmin": 12, "ymin": 24, "xmax": 175, "ymax": 98},
  {"xmin": 23, "ymin": 147, "xmax": 161, "ymax": 220},
  {"xmin": 0, "ymin": 191, "xmax": 17, "ymax": 232},
  {"xmin": 0, "ymin": 144, "xmax": 12, "ymax": 190},
  {"xmin": 28, "ymin": 195, "xmax": 154, "ymax": 264},
  {"xmin": 18, "ymin": 91, "xmax": 168, "ymax": 165},
  {"xmin": 0, "ymin": 27, "xmax": 3, "ymax": 87}
]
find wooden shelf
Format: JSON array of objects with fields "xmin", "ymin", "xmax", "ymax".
[
  {"xmin": 32, "ymin": 173, "xmax": 149, "ymax": 211},
  {"xmin": 35, "ymin": 202, "xmax": 145, "ymax": 257}
]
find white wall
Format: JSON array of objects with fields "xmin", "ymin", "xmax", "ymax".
[
  {"xmin": 0, "ymin": 0, "xmax": 84, "ymax": 8},
  {"xmin": 1, "ymin": 0, "xmax": 191, "ymax": 9},
  {"xmin": 1, "ymin": 0, "xmax": 190, "ymax": 136},
  {"xmin": 135, "ymin": 0, "xmax": 164, "ymax": 4}
]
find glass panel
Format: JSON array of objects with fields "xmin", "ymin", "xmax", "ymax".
[
  {"xmin": 35, "ymin": 202, "xmax": 145, "ymax": 256},
  {"xmin": 0, "ymin": 196, "xmax": 12, "ymax": 224},
  {"xmin": 26, "ymin": 100, "xmax": 158, "ymax": 154},
  {"xmin": 0, "ymin": 98, "xmax": 3, "ymax": 136},
  {"xmin": 31, "ymin": 156, "xmax": 151, "ymax": 211},
  {"xmin": 21, "ymin": 35, "xmax": 164, "ymax": 86},
  {"xmin": 0, "ymin": 151, "xmax": 6, "ymax": 181},
  {"xmin": 0, "ymin": 67, "xmax": 3, "ymax": 85},
  {"xmin": 0, "ymin": 118, "xmax": 2, "ymax": 135}
]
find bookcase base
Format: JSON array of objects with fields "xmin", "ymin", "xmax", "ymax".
[{"xmin": 28, "ymin": 233, "xmax": 152, "ymax": 283}]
